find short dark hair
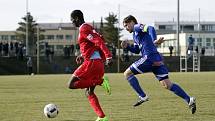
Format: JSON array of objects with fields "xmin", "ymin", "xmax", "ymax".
[
  {"xmin": 123, "ymin": 15, "xmax": 137, "ymax": 24},
  {"xmin": 71, "ymin": 10, "xmax": 84, "ymax": 20}
]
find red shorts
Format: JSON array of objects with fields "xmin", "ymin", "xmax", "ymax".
[{"xmin": 73, "ymin": 59, "xmax": 104, "ymax": 89}]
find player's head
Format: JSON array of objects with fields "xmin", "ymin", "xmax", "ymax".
[
  {"xmin": 123, "ymin": 15, "xmax": 137, "ymax": 33},
  {"xmin": 70, "ymin": 10, "xmax": 85, "ymax": 27}
]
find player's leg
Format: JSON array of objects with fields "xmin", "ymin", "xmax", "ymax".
[
  {"xmin": 160, "ymin": 79, "xmax": 196, "ymax": 114},
  {"xmin": 68, "ymin": 60, "xmax": 101, "ymax": 89},
  {"xmin": 124, "ymin": 57, "xmax": 151, "ymax": 107},
  {"xmin": 101, "ymin": 76, "xmax": 111, "ymax": 95},
  {"xmin": 67, "ymin": 73, "xmax": 95, "ymax": 89},
  {"xmin": 160, "ymin": 79, "xmax": 191, "ymax": 102},
  {"xmin": 153, "ymin": 65, "xmax": 196, "ymax": 114},
  {"xmin": 67, "ymin": 74, "xmax": 80, "ymax": 89},
  {"xmin": 86, "ymin": 86, "xmax": 108, "ymax": 121},
  {"xmin": 124, "ymin": 68, "xmax": 147, "ymax": 99}
]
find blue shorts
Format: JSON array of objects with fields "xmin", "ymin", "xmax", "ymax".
[{"xmin": 130, "ymin": 55, "xmax": 169, "ymax": 81}]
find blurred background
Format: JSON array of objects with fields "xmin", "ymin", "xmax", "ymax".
[{"xmin": 0, "ymin": 0, "xmax": 215, "ymax": 75}]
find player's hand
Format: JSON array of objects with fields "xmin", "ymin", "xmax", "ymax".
[
  {"xmin": 154, "ymin": 37, "xmax": 165, "ymax": 45},
  {"xmin": 76, "ymin": 55, "xmax": 84, "ymax": 64},
  {"xmin": 121, "ymin": 40, "xmax": 129, "ymax": 48},
  {"xmin": 105, "ymin": 58, "xmax": 113, "ymax": 67}
]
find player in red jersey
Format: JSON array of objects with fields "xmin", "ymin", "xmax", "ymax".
[{"xmin": 68, "ymin": 10, "xmax": 112, "ymax": 121}]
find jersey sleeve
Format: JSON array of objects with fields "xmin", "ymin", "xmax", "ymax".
[
  {"xmin": 134, "ymin": 24, "xmax": 157, "ymax": 41},
  {"xmin": 127, "ymin": 43, "xmax": 140, "ymax": 54},
  {"xmin": 80, "ymin": 24, "xmax": 112, "ymax": 59},
  {"xmin": 147, "ymin": 26, "xmax": 157, "ymax": 41},
  {"xmin": 79, "ymin": 24, "xmax": 92, "ymax": 40}
]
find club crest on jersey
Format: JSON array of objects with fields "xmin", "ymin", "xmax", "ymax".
[
  {"xmin": 140, "ymin": 24, "xmax": 144, "ymax": 30},
  {"xmin": 87, "ymin": 34, "xmax": 93, "ymax": 40}
]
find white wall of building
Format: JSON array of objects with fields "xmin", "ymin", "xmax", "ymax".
[{"xmin": 157, "ymin": 33, "xmax": 215, "ymax": 56}]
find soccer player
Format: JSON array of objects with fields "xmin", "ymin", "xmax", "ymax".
[
  {"xmin": 68, "ymin": 10, "xmax": 112, "ymax": 121},
  {"xmin": 121, "ymin": 15, "xmax": 196, "ymax": 114}
]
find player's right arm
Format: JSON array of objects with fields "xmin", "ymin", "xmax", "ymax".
[
  {"xmin": 121, "ymin": 41, "xmax": 140, "ymax": 54},
  {"xmin": 127, "ymin": 43, "xmax": 140, "ymax": 54}
]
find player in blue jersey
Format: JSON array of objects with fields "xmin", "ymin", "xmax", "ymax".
[{"xmin": 121, "ymin": 15, "xmax": 196, "ymax": 114}]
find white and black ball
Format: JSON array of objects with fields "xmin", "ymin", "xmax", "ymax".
[{"xmin": 43, "ymin": 103, "xmax": 59, "ymax": 118}]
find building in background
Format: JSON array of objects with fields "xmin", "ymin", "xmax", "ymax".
[
  {"xmin": 0, "ymin": 22, "xmax": 101, "ymax": 56},
  {"xmin": 154, "ymin": 21, "xmax": 215, "ymax": 56},
  {"xmin": 1, "ymin": 21, "xmax": 215, "ymax": 56}
]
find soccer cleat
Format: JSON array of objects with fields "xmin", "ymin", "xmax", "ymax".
[
  {"xmin": 188, "ymin": 97, "xmax": 196, "ymax": 114},
  {"xmin": 133, "ymin": 95, "xmax": 149, "ymax": 107},
  {"xmin": 96, "ymin": 116, "xmax": 108, "ymax": 121},
  {"xmin": 101, "ymin": 76, "xmax": 111, "ymax": 95}
]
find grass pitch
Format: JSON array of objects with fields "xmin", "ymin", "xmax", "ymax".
[{"xmin": 0, "ymin": 72, "xmax": 215, "ymax": 121}]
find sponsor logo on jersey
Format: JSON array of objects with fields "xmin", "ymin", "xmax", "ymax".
[{"xmin": 87, "ymin": 34, "xmax": 93, "ymax": 40}]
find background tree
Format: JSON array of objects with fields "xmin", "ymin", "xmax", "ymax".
[
  {"xmin": 101, "ymin": 12, "xmax": 122, "ymax": 47},
  {"xmin": 16, "ymin": 12, "xmax": 44, "ymax": 56}
]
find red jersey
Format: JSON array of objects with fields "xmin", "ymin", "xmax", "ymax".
[{"xmin": 77, "ymin": 23, "xmax": 112, "ymax": 61}]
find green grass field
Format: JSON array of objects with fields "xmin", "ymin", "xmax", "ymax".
[{"xmin": 0, "ymin": 72, "xmax": 215, "ymax": 121}]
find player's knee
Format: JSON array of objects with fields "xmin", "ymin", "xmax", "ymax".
[
  {"xmin": 124, "ymin": 68, "xmax": 133, "ymax": 78},
  {"xmin": 162, "ymin": 83, "xmax": 169, "ymax": 89},
  {"xmin": 123, "ymin": 71, "xmax": 128, "ymax": 77},
  {"xmin": 67, "ymin": 76, "xmax": 78, "ymax": 89},
  {"xmin": 85, "ymin": 88, "xmax": 94, "ymax": 97},
  {"xmin": 160, "ymin": 79, "xmax": 172, "ymax": 89},
  {"xmin": 67, "ymin": 81, "xmax": 74, "ymax": 89}
]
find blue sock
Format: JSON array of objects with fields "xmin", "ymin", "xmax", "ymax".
[
  {"xmin": 170, "ymin": 83, "xmax": 190, "ymax": 103},
  {"xmin": 127, "ymin": 75, "xmax": 146, "ymax": 97}
]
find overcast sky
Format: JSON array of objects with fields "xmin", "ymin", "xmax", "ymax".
[{"xmin": 0, "ymin": 0, "xmax": 214, "ymax": 38}]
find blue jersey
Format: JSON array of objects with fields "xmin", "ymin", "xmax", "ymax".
[
  {"xmin": 128, "ymin": 24, "xmax": 168, "ymax": 80},
  {"xmin": 127, "ymin": 24, "xmax": 162, "ymax": 62}
]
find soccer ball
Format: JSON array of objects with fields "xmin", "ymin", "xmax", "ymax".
[{"xmin": 43, "ymin": 103, "xmax": 59, "ymax": 118}]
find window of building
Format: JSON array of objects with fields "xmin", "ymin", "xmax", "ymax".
[
  {"xmin": 213, "ymin": 38, "xmax": 215, "ymax": 47},
  {"xmin": 166, "ymin": 25, "xmax": 173, "ymax": 30},
  {"xmin": 65, "ymin": 35, "xmax": 73, "ymax": 40},
  {"xmin": 46, "ymin": 35, "xmax": 54, "ymax": 40},
  {"xmin": 159, "ymin": 25, "xmax": 166, "ymax": 30},
  {"xmin": 158, "ymin": 25, "xmax": 173, "ymax": 30},
  {"xmin": 206, "ymin": 38, "xmax": 211, "ymax": 47},
  {"xmin": 183, "ymin": 25, "xmax": 194, "ymax": 31},
  {"xmin": 56, "ymin": 35, "xmax": 64, "ymax": 40},
  {"xmin": 162, "ymin": 39, "xmax": 174, "ymax": 48},
  {"xmin": 197, "ymin": 38, "xmax": 202, "ymax": 46},
  {"xmin": 202, "ymin": 25, "xmax": 213, "ymax": 31},
  {"xmin": 11, "ymin": 35, "xmax": 16, "ymax": 40},
  {"xmin": 163, "ymin": 40, "xmax": 168, "ymax": 47},
  {"xmin": 2, "ymin": 35, "xmax": 8, "ymax": 40}
]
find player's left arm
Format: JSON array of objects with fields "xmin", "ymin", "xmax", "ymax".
[
  {"xmin": 121, "ymin": 40, "xmax": 140, "ymax": 54},
  {"xmin": 154, "ymin": 37, "xmax": 164, "ymax": 45}
]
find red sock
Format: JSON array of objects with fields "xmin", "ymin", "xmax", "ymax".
[{"xmin": 88, "ymin": 93, "xmax": 105, "ymax": 118}]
